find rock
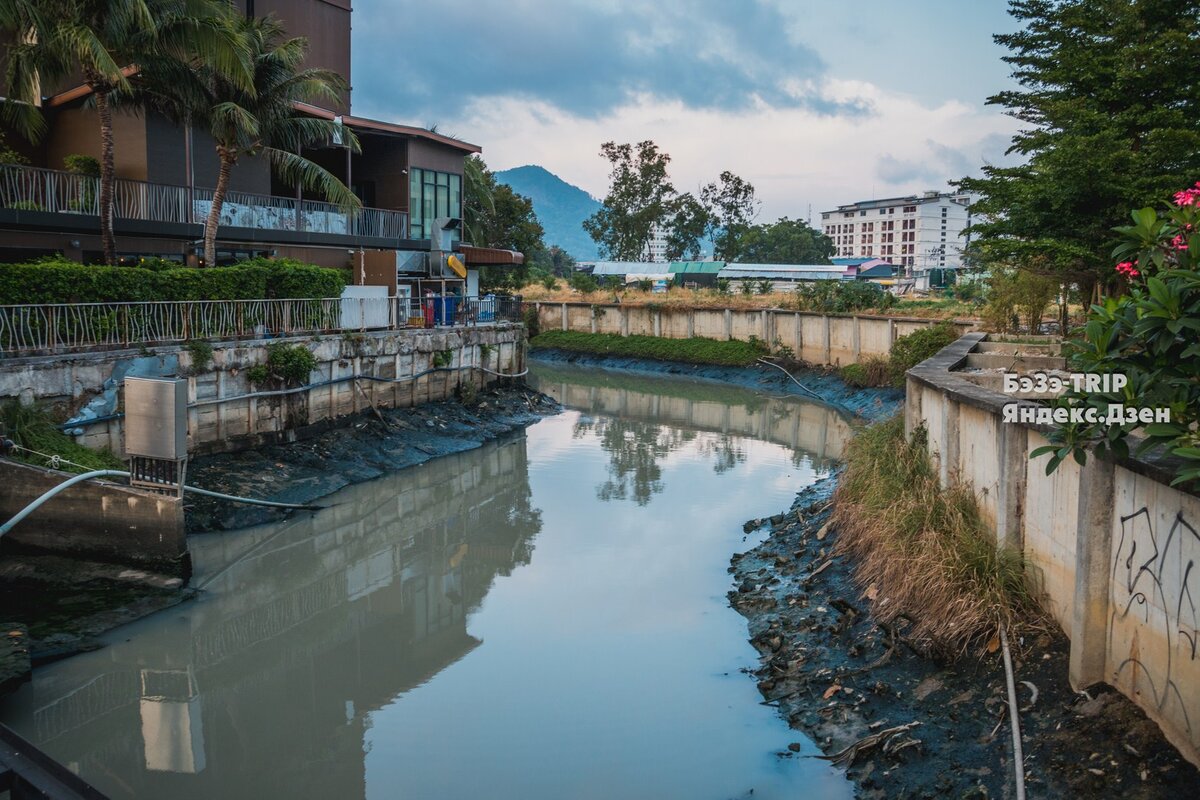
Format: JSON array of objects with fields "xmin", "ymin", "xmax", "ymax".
[
  {"xmin": 739, "ymin": 579, "xmax": 757, "ymax": 593},
  {"xmin": 788, "ymin": 742, "xmax": 802, "ymax": 752}
]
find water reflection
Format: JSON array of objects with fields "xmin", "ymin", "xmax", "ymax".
[
  {"xmin": 531, "ymin": 363, "xmax": 855, "ymax": 506},
  {"xmin": 0, "ymin": 365, "xmax": 856, "ymax": 800},
  {"xmin": 1, "ymin": 440, "xmax": 540, "ymax": 800}
]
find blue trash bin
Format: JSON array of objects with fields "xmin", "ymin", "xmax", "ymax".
[{"xmin": 433, "ymin": 295, "xmax": 459, "ymax": 326}]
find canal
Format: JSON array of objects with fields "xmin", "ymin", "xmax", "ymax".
[{"xmin": 1, "ymin": 364, "xmax": 856, "ymax": 799}]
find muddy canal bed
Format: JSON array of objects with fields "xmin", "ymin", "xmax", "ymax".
[
  {"xmin": 731, "ymin": 476, "xmax": 1200, "ymax": 799},
  {"xmin": 0, "ymin": 365, "xmax": 861, "ymax": 800}
]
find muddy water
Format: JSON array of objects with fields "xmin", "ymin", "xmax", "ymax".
[{"xmin": 0, "ymin": 364, "xmax": 855, "ymax": 800}]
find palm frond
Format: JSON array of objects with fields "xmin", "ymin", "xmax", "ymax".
[{"xmin": 266, "ymin": 147, "xmax": 361, "ymax": 211}]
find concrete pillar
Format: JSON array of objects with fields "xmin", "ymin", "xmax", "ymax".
[
  {"xmin": 590, "ymin": 308, "xmax": 597, "ymax": 334},
  {"xmin": 1069, "ymin": 456, "xmax": 1116, "ymax": 690},
  {"xmin": 653, "ymin": 310, "xmax": 662, "ymax": 338},
  {"xmin": 561, "ymin": 303, "xmax": 568, "ymax": 331},
  {"xmin": 761, "ymin": 309, "xmax": 769, "ymax": 344},
  {"xmin": 938, "ymin": 398, "xmax": 960, "ymax": 488},
  {"xmin": 724, "ymin": 309, "xmax": 733, "ymax": 341},
  {"xmin": 904, "ymin": 376, "xmax": 922, "ymax": 439},
  {"xmin": 888, "ymin": 318, "xmax": 897, "ymax": 349},
  {"xmin": 823, "ymin": 316, "xmax": 831, "ymax": 365},
  {"xmin": 995, "ymin": 423, "xmax": 1028, "ymax": 552},
  {"xmin": 687, "ymin": 310, "xmax": 695, "ymax": 339},
  {"xmin": 794, "ymin": 313, "xmax": 802, "ymax": 357},
  {"xmin": 621, "ymin": 307, "xmax": 630, "ymax": 337},
  {"xmin": 852, "ymin": 316, "xmax": 861, "ymax": 362}
]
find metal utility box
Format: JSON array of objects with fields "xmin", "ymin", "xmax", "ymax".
[{"xmin": 125, "ymin": 377, "xmax": 189, "ymax": 460}]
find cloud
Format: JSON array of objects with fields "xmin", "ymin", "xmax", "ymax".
[{"xmin": 351, "ymin": 0, "xmax": 868, "ymax": 121}]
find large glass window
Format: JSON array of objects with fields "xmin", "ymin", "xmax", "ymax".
[{"xmin": 409, "ymin": 167, "xmax": 463, "ymax": 240}]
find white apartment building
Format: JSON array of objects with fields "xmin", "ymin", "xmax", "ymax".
[
  {"xmin": 643, "ymin": 222, "xmax": 670, "ymax": 263},
  {"xmin": 819, "ymin": 191, "xmax": 972, "ymax": 274}
]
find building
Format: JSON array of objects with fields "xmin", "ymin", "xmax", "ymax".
[
  {"xmin": 643, "ymin": 223, "xmax": 670, "ymax": 263},
  {"xmin": 820, "ymin": 191, "xmax": 972, "ymax": 277},
  {"xmin": 0, "ymin": 0, "xmax": 521, "ymax": 297}
]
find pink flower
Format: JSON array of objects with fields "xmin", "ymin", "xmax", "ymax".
[
  {"xmin": 1115, "ymin": 261, "xmax": 1140, "ymax": 279},
  {"xmin": 1174, "ymin": 187, "xmax": 1200, "ymax": 206},
  {"xmin": 1171, "ymin": 234, "xmax": 1189, "ymax": 251}
]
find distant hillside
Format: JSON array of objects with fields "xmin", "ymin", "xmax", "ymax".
[{"xmin": 494, "ymin": 165, "xmax": 601, "ymax": 261}]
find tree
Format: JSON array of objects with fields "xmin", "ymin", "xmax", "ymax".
[
  {"xmin": 1, "ymin": 0, "xmax": 249, "ymax": 264},
  {"xmin": 139, "ymin": 13, "xmax": 359, "ymax": 266},
  {"xmin": 583, "ymin": 141, "xmax": 675, "ymax": 261},
  {"xmin": 663, "ymin": 192, "xmax": 708, "ymax": 261},
  {"xmin": 464, "ymin": 154, "xmax": 546, "ymax": 290},
  {"xmin": 700, "ymin": 170, "xmax": 759, "ymax": 261},
  {"xmin": 957, "ymin": 0, "xmax": 1200, "ymax": 297},
  {"xmin": 735, "ymin": 217, "xmax": 834, "ymax": 264}
]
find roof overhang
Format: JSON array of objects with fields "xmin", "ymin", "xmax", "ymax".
[
  {"xmin": 45, "ymin": 66, "xmax": 140, "ymax": 107},
  {"xmin": 294, "ymin": 102, "xmax": 481, "ymax": 154}
]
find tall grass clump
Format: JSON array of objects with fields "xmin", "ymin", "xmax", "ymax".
[
  {"xmin": 831, "ymin": 416, "xmax": 1037, "ymax": 657},
  {"xmin": 0, "ymin": 399, "xmax": 123, "ymax": 472}
]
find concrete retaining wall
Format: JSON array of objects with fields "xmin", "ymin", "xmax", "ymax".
[
  {"xmin": 0, "ymin": 459, "xmax": 186, "ymax": 573},
  {"xmin": 534, "ymin": 301, "xmax": 972, "ymax": 366},
  {"xmin": 0, "ymin": 324, "xmax": 527, "ymax": 456},
  {"xmin": 907, "ymin": 334, "xmax": 1200, "ymax": 766}
]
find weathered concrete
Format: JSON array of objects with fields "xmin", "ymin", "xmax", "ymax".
[
  {"xmin": 534, "ymin": 301, "xmax": 973, "ymax": 366},
  {"xmin": 0, "ymin": 459, "xmax": 187, "ymax": 574},
  {"xmin": 908, "ymin": 333, "xmax": 1200, "ymax": 767},
  {"xmin": 0, "ymin": 323, "xmax": 527, "ymax": 457}
]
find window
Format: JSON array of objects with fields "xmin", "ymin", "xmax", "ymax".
[
  {"xmin": 859, "ymin": 210, "xmax": 867, "ymax": 216},
  {"xmin": 903, "ymin": 205, "xmax": 916, "ymax": 214},
  {"xmin": 879, "ymin": 209, "xmax": 886, "ymax": 215},
  {"xmin": 888, "ymin": 208, "xmax": 895, "ymax": 214},
  {"xmin": 409, "ymin": 167, "xmax": 463, "ymax": 240}
]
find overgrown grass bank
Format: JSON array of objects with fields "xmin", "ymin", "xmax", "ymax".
[
  {"xmin": 831, "ymin": 416, "xmax": 1038, "ymax": 657},
  {"xmin": 529, "ymin": 330, "xmax": 767, "ymax": 367},
  {"xmin": 838, "ymin": 321, "xmax": 961, "ymax": 389},
  {"xmin": 1, "ymin": 399, "xmax": 123, "ymax": 472}
]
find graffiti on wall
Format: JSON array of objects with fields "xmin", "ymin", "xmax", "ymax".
[{"xmin": 1110, "ymin": 507, "xmax": 1200, "ymax": 744}]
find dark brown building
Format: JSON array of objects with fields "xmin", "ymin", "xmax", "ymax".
[{"xmin": 0, "ymin": 0, "xmax": 518, "ymax": 295}]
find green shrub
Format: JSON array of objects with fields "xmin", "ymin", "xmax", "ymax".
[
  {"xmin": 755, "ymin": 279, "xmax": 774, "ymax": 295},
  {"xmin": 7, "ymin": 200, "xmax": 45, "ymax": 212},
  {"xmin": 636, "ymin": 278, "xmax": 653, "ymax": 292},
  {"xmin": 522, "ymin": 305, "xmax": 540, "ymax": 337},
  {"xmin": 839, "ymin": 356, "xmax": 892, "ymax": 388},
  {"xmin": 432, "ymin": 349, "xmax": 453, "ymax": 368},
  {"xmin": 887, "ymin": 322, "xmax": 960, "ymax": 386},
  {"xmin": 247, "ymin": 342, "xmax": 316, "ymax": 385},
  {"xmin": 0, "ymin": 255, "xmax": 344, "ymax": 304},
  {"xmin": 530, "ymin": 330, "xmax": 767, "ymax": 367},
  {"xmin": 185, "ymin": 340, "xmax": 214, "ymax": 374},
  {"xmin": 569, "ymin": 271, "xmax": 599, "ymax": 293},
  {"xmin": 714, "ymin": 277, "xmax": 731, "ymax": 295},
  {"xmin": 62, "ymin": 154, "xmax": 100, "ymax": 177},
  {"xmin": 791, "ymin": 280, "xmax": 896, "ymax": 313},
  {"xmin": 540, "ymin": 274, "xmax": 557, "ymax": 290},
  {"xmin": 0, "ymin": 398, "xmax": 123, "ymax": 472},
  {"xmin": 981, "ymin": 268, "xmax": 1058, "ymax": 333},
  {"xmin": 0, "ymin": 135, "xmax": 29, "ymax": 166}
]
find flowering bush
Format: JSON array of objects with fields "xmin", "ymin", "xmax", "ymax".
[{"xmin": 1034, "ymin": 183, "xmax": 1200, "ymax": 486}]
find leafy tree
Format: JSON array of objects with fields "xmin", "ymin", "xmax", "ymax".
[
  {"xmin": 138, "ymin": 13, "xmax": 358, "ymax": 266},
  {"xmin": 663, "ymin": 192, "xmax": 708, "ymax": 261},
  {"xmin": 584, "ymin": 141, "xmax": 675, "ymax": 260},
  {"xmin": 701, "ymin": 170, "xmax": 759, "ymax": 261},
  {"xmin": 464, "ymin": 154, "xmax": 546, "ymax": 290},
  {"xmin": 956, "ymin": 0, "xmax": 1200, "ymax": 297},
  {"xmin": 0, "ymin": 0, "xmax": 250, "ymax": 264},
  {"xmin": 735, "ymin": 217, "xmax": 834, "ymax": 264}
]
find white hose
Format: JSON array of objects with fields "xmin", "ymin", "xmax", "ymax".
[
  {"xmin": 1000, "ymin": 626, "xmax": 1027, "ymax": 800},
  {"xmin": 0, "ymin": 469, "xmax": 323, "ymax": 539}
]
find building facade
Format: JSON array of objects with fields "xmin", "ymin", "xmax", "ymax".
[
  {"xmin": 0, "ymin": 0, "xmax": 520, "ymax": 289},
  {"xmin": 819, "ymin": 191, "xmax": 972, "ymax": 275}
]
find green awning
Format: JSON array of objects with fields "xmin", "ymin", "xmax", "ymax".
[{"xmin": 669, "ymin": 261, "xmax": 725, "ymax": 274}]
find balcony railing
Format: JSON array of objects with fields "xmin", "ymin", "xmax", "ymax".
[
  {"xmin": 0, "ymin": 163, "xmax": 409, "ymax": 240},
  {"xmin": 0, "ymin": 295, "xmax": 523, "ymax": 356}
]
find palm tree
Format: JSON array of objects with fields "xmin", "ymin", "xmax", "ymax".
[
  {"xmin": 140, "ymin": 14, "xmax": 360, "ymax": 266},
  {"xmin": 0, "ymin": 0, "xmax": 249, "ymax": 264}
]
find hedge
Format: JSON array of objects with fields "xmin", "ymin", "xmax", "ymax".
[{"xmin": 0, "ymin": 256, "xmax": 346, "ymax": 305}]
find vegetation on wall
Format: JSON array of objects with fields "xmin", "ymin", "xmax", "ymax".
[
  {"xmin": 831, "ymin": 416, "xmax": 1036, "ymax": 657},
  {"xmin": 530, "ymin": 330, "xmax": 768, "ymax": 367},
  {"xmin": 0, "ymin": 399, "xmax": 123, "ymax": 472},
  {"xmin": 790, "ymin": 281, "xmax": 895, "ymax": 314},
  {"xmin": 245, "ymin": 341, "xmax": 317, "ymax": 385}
]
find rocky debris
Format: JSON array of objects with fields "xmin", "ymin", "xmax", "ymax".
[
  {"xmin": 186, "ymin": 386, "xmax": 559, "ymax": 531},
  {"xmin": 730, "ymin": 473, "xmax": 1200, "ymax": 798}
]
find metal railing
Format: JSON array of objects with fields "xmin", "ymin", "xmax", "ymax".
[
  {"xmin": 0, "ymin": 295, "xmax": 523, "ymax": 355},
  {"xmin": 0, "ymin": 163, "xmax": 409, "ymax": 239}
]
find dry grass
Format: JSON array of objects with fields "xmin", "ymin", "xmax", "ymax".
[
  {"xmin": 831, "ymin": 416, "xmax": 1040, "ymax": 658},
  {"xmin": 519, "ymin": 282, "xmax": 975, "ymax": 319}
]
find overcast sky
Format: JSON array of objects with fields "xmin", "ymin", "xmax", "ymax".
[{"xmin": 351, "ymin": 0, "xmax": 1023, "ymax": 222}]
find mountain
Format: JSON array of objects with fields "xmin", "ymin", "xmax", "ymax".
[{"xmin": 494, "ymin": 165, "xmax": 602, "ymax": 261}]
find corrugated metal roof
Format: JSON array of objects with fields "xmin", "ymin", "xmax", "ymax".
[
  {"xmin": 585, "ymin": 261, "xmax": 653, "ymax": 275},
  {"xmin": 669, "ymin": 261, "xmax": 725, "ymax": 274},
  {"xmin": 719, "ymin": 264, "xmax": 849, "ymax": 281}
]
